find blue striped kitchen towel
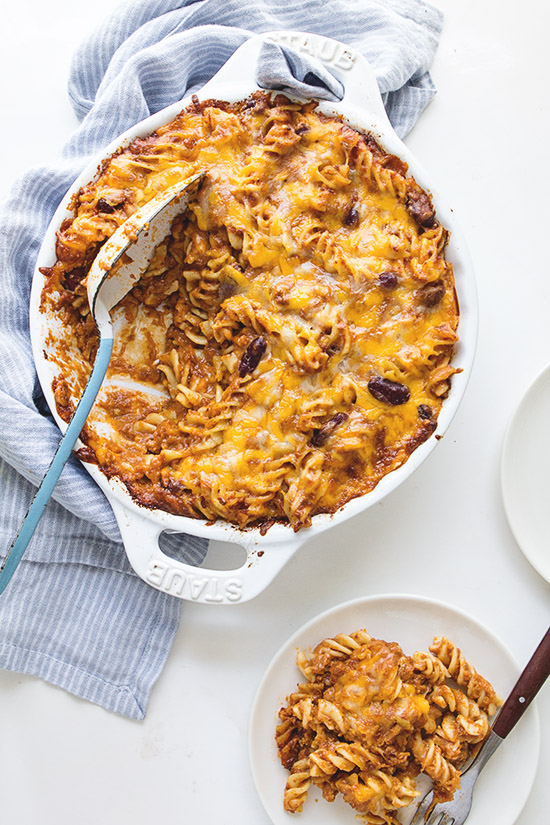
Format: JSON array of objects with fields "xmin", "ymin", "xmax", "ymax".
[{"xmin": 0, "ymin": 0, "xmax": 443, "ymax": 719}]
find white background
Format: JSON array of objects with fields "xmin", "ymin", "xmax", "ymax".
[{"xmin": 1, "ymin": 1, "xmax": 549, "ymax": 823}]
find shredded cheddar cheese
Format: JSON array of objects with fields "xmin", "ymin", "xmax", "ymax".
[
  {"xmin": 276, "ymin": 631, "xmax": 502, "ymax": 819},
  {"xmin": 41, "ymin": 93, "xmax": 459, "ymax": 531}
]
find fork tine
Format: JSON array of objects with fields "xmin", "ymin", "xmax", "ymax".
[
  {"xmin": 427, "ymin": 812, "xmax": 455, "ymax": 825},
  {"xmin": 409, "ymin": 790, "xmax": 435, "ymax": 825}
]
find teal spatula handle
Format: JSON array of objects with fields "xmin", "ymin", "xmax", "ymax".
[{"xmin": 0, "ymin": 337, "xmax": 114, "ymax": 595}]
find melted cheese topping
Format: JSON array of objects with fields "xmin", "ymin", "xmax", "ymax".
[
  {"xmin": 41, "ymin": 93, "xmax": 459, "ymax": 531},
  {"xmin": 276, "ymin": 631, "xmax": 501, "ymax": 818}
]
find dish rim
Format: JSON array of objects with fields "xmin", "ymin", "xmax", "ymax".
[{"xmin": 501, "ymin": 361, "xmax": 550, "ymax": 582}]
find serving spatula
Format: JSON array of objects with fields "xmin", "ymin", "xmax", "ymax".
[{"xmin": 0, "ymin": 172, "xmax": 204, "ymax": 595}]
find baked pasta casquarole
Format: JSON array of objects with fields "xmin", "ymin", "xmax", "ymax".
[
  {"xmin": 40, "ymin": 92, "xmax": 460, "ymax": 531},
  {"xmin": 276, "ymin": 631, "xmax": 502, "ymax": 823}
]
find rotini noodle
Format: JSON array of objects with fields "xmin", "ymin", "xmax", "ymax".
[
  {"xmin": 429, "ymin": 637, "xmax": 502, "ymax": 715},
  {"xmin": 276, "ymin": 630, "xmax": 502, "ymax": 821},
  {"xmin": 411, "ymin": 733, "xmax": 460, "ymax": 802},
  {"xmin": 40, "ymin": 93, "xmax": 459, "ymax": 530}
]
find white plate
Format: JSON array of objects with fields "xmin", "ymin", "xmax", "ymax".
[
  {"xmin": 502, "ymin": 363, "xmax": 550, "ymax": 582},
  {"xmin": 249, "ymin": 594, "xmax": 539, "ymax": 825}
]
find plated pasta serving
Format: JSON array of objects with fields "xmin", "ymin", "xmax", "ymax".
[
  {"xmin": 39, "ymin": 91, "xmax": 459, "ymax": 532},
  {"xmin": 276, "ymin": 630, "xmax": 502, "ymax": 824},
  {"xmin": 249, "ymin": 595, "xmax": 538, "ymax": 825}
]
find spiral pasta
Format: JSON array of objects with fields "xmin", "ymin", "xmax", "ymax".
[
  {"xmin": 276, "ymin": 631, "xmax": 502, "ymax": 821},
  {"xmin": 429, "ymin": 637, "xmax": 502, "ymax": 716},
  {"xmin": 41, "ymin": 93, "xmax": 459, "ymax": 531}
]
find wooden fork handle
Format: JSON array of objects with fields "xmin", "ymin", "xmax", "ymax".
[{"xmin": 492, "ymin": 625, "xmax": 550, "ymax": 739}]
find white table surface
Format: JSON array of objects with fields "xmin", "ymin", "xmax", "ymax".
[{"xmin": 1, "ymin": 1, "xmax": 549, "ymax": 823}]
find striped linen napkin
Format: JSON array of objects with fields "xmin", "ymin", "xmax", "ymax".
[{"xmin": 0, "ymin": 0, "xmax": 443, "ymax": 719}]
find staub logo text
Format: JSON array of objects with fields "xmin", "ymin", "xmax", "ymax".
[
  {"xmin": 268, "ymin": 33, "xmax": 356, "ymax": 71},
  {"xmin": 146, "ymin": 560, "xmax": 243, "ymax": 602}
]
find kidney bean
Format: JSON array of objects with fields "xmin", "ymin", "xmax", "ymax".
[
  {"xmin": 311, "ymin": 412, "xmax": 349, "ymax": 447},
  {"xmin": 378, "ymin": 270, "xmax": 398, "ymax": 289},
  {"xmin": 238, "ymin": 336, "xmax": 267, "ymax": 377},
  {"xmin": 418, "ymin": 280, "xmax": 445, "ymax": 307},
  {"xmin": 368, "ymin": 376, "xmax": 410, "ymax": 406},
  {"xmin": 343, "ymin": 204, "xmax": 360, "ymax": 228},
  {"xmin": 219, "ymin": 279, "xmax": 237, "ymax": 301},
  {"xmin": 97, "ymin": 197, "xmax": 123, "ymax": 214},
  {"xmin": 64, "ymin": 266, "xmax": 86, "ymax": 292},
  {"xmin": 417, "ymin": 404, "xmax": 433, "ymax": 419}
]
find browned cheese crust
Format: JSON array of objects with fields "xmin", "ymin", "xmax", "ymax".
[{"xmin": 40, "ymin": 93, "xmax": 460, "ymax": 531}]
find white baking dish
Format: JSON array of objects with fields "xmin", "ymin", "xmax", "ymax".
[{"xmin": 29, "ymin": 31, "xmax": 477, "ymax": 604}]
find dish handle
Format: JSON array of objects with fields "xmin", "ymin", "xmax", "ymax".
[
  {"xmin": 198, "ymin": 30, "xmax": 393, "ymax": 131},
  {"xmin": 110, "ymin": 501, "xmax": 304, "ymax": 604}
]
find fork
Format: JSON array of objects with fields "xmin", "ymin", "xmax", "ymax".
[{"xmin": 410, "ymin": 625, "xmax": 550, "ymax": 825}]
